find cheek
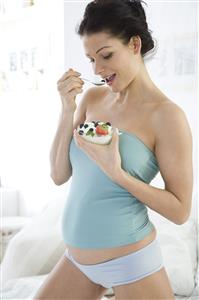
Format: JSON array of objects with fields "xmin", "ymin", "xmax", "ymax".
[
  {"xmin": 116, "ymin": 54, "xmax": 134, "ymax": 74},
  {"xmin": 113, "ymin": 55, "xmax": 136, "ymax": 88}
]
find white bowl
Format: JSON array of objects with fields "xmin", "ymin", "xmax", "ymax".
[{"xmin": 77, "ymin": 121, "xmax": 113, "ymax": 145}]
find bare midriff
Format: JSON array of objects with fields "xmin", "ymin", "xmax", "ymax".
[{"xmin": 66, "ymin": 228, "xmax": 157, "ymax": 265}]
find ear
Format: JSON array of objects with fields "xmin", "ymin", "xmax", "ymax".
[{"xmin": 128, "ymin": 36, "xmax": 142, "ymax": 54}]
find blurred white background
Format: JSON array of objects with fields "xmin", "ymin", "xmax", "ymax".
[{"xmin": 0, "ymin": 0, "xmax": 198, "ymax": 217}]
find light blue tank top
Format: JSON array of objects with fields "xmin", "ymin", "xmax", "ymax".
[{"xmin": 62, "ymin": 129, "xmax": 159, "ymax": 249}]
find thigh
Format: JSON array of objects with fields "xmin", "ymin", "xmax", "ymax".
[
  {"xmin": 34, "ymin": 253, "xmax": 107, "ymax": 300},
  {"xmin": 113, "ymin": 267, "xmax": 175, "ymax": 300}
]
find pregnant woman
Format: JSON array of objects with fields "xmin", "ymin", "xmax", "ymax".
[{"xmin": 34, "ymin": 1, "xmax": 193, "ymax": 299}]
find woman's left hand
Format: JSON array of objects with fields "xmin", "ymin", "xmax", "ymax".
[{"xmin": 73, "ymin": 128, "xmax": 122, "ymax": 181}]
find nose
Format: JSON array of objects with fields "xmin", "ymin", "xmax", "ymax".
[{"xmin": 93, "ymin": 61, "xmax": 105, "ymax": 76}]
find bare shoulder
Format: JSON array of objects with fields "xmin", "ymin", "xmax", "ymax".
[
  {"xmin": 76, "ymin": 85, "xmax": 110, "ymax": 111},
  {"xmin": 73, "ymin": 86, "xmax": 110, "ymax": 128},
  {"xmin": 83, "ymin": 85, "xmax": 110, "ymax": 106},
  {"xmin": 151, "ymin": 99, "xmax": 192, "ymax": 144},
  {"xmin": 152, "ymin": 98, "xmax": 185, "ymax": 121}
]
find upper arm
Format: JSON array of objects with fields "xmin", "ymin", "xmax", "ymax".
[{"xmin": 153, "ymin": 102, "xmax": 193, "ymax": 217}]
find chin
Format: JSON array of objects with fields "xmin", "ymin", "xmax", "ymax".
[
  {"xmin": 112, "ymin": 84, "xmax": 127, "ymax": 93},
  {"xmin": 108, "ymin": 82, "xmax": 122, "ymax": 92},
  {"xmin": 110, "ymin": 86, "xmax": 120, "ymax": 93}
]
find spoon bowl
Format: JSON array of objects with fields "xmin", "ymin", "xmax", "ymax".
[{"xmin": 81, "ymin": 77, "xmax": 106, "ymax": 86}]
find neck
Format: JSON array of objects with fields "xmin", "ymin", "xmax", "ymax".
[{"xmin": 115, "ymin": 63, "xmax": 158, "ymax": 106}]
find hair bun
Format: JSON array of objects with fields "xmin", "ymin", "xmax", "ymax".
[
  {"xmin": 78, "ymin": 0, "xmax": 157, "ymax": 59},
  {"xmin": 126, "ymin": 0, "xmax": 147, "ymax": 21}
]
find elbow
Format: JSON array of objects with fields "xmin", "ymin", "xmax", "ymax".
[
  {"xmin": 174, "ymin": 209, "xmax": 190, "ymax": 225},
  {"xmin": 175, "ymin": 216, "xmax": 188, "ymax": 225},
  {"xmin": 172, "ymin": 194, "xmax": 192, "ymax": 225},
  {"xmin": 50, "ymin": 172, "xmax": 70, "ymax": 186},
  {"xmin": 51, "ymin": 178, "xmax": 65, "ymax": 186},
  {"xmin": 50, "ymin": 174, "xmax": 64, "ymax": 185}
]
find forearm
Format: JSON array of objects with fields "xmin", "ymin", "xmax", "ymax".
[
  {"xmin": 50, "ymin": 110, "xmax": 74, "ymax": 185},
  {"xmin": 113, "ymin": 169, "xmax": 187, "ymax": 225}
]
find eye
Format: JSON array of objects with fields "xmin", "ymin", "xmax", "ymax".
[
  {"xmin": 88, "ymin": 53, "xmax": 113, "ymax": 64},
  {"xmin": 103, "ymin": 53, "xmax": 113, "ymax": 60},
  {"xmin": 89, "ymin": 58, "xmax": 95, "ymax": 63}
]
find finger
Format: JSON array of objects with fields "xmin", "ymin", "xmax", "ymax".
[
  {"xmin": 58, "ymin": 76, "xmax": 84, "ymax": 86},
  {"xmin": 60, "ymin": 88, "xmax": 83, "ymax": 101},
  {"xmin": 57, "ymin": 69, "xmax": 81, "ymax": 84},
  {"xmin": 74, "ymin": 130, "xmax": 102, "ymax": 152},
  {"xmin": 109, "ymin": 127, "xmax": 119, "ymax": 146},
  {"xmin": 73, "ymin": 129, "xmax": 82, "ymax": 147},
  {"xmin": 74, "ymin": 130, "xmax": 89, "ymax": 148},
  {"xmin": 74, "ymin": 134, "xmax": 91, "ymax": 156},
  {"xmin": 112, "ymin": 127, "xmax": 119, "ymax": 139},
  {"xmin": 67, "ymin": 87, "xmax": 84, "ymax": 98},
  {"xmin": 65, "ymin": 82, "xmax": 84, "ymax": 93},
  {"xmin": 58, "ymin": 81, "xmax": 84, "ymax": 94},
  {"xmin": 57, "ymin": 81, "xmax": 84, "ymax": 93},
  {"xmin": 59, "ymin": 69, "xmax": 81, "ymax": 82},
  {"xmin": 57, "ymin": 78, "xmax": 84, "ymax": 92},
  {"xmin": 73, "ymin": 129, "xmax": 86, "ymax": 145}
]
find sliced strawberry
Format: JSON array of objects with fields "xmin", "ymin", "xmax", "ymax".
[{"xmin": 96, "ymin": 125, "xmax": 108, "ymax": 135}]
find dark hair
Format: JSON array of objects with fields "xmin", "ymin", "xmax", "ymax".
[{"xmin": 76, "ymin": 0, "xmax": 157, "ymax": 58}]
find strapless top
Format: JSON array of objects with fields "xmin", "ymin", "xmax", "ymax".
[{"xmin": 61, "ymin": 130, "xmax": 159, "ymax": 249}]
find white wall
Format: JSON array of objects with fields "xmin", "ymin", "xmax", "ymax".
[{"xmin": 0, "ymin": 0, "xmax": 68, "ymax": 216}]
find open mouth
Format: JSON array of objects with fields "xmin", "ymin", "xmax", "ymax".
[{"xmin": 105, "ymin": 74, "xmax": 116, "ymax": 85}]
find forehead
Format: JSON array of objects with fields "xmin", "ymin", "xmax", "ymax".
[{"xmin": 82, "ymin": 32, "xmax": 124, "ymax": 55}]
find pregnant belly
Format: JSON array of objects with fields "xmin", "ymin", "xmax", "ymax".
[{"xmin": 66, "ymin": 228, "xmax": 157, "ymax": 265}]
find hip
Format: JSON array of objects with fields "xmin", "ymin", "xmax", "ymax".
[{"xmin": 66, "ymin": 227, "xmax": 157, "ymax": 265}]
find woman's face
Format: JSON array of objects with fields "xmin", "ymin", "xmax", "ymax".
[{"xmin": 82, "ymin": 32, "xmax": 141, "ymax": 92}]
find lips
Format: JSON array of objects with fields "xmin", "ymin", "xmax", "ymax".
[{"xmin": 105, "ymin": 73, "xmax": 116, "ymax": 85}]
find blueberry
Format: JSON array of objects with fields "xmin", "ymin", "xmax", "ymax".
[
  {"xmin": 106, "ymin": 122, "xmax": 111, "ymax": 126},
  {"xmin": 79, "ymin": 124, "xmax": 84, "ymax": 128},
  {"xmin": 78, "ymin": 130, "xmax": 84, "ymax": 135},
  {"xmin": 89, "ymin": 128, "xmax": 94, "ymax": 131},
  {"xmin": 84, "ymin": 124, "xmax": 89, "ymax": 128}
]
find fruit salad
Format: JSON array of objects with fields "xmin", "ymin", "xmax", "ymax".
[{"xmin": 77, "ymin": 121, "xmax": 113, "ymax": 144}]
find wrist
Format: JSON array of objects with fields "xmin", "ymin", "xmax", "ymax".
[
  {"xmin": 61, "ymin": 109, "xmax": 74, "ymax": 120},
  {"xmin": 111, "ymin": 167, "xmax": 127, "ymax": 184}
]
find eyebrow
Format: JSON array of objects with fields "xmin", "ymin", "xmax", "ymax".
[{"xmin": 86, "ymin": 46, "xmax": 112, "ymax": 57}]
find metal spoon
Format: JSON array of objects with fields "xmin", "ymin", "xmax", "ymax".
[{"xmin": 81, "ymin": 77, "xmax": 106, "ymax": 86}]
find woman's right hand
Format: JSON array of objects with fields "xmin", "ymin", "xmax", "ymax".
[{"xmin": 57, "ymin": 68, "xmax": 84, "ymax": 113}]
